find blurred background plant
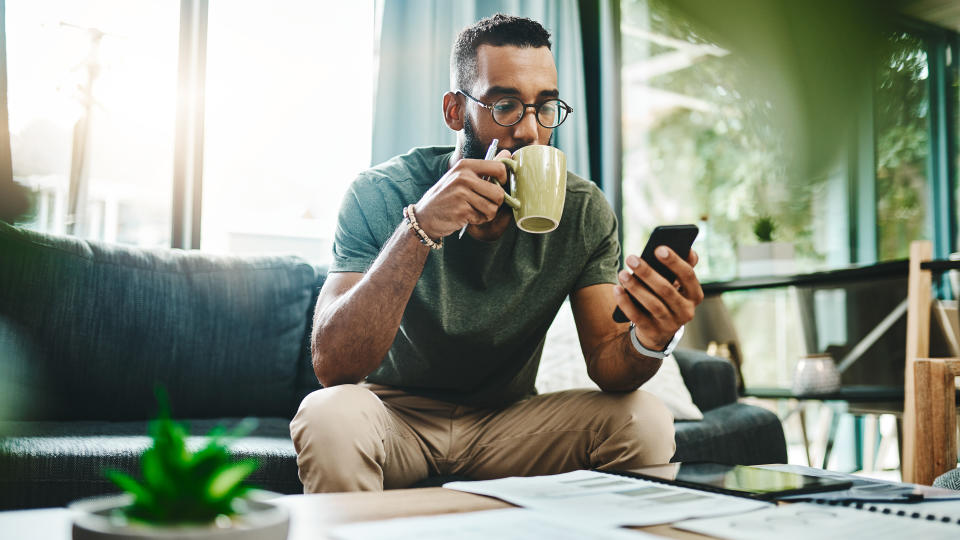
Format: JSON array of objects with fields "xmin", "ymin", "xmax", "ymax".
[{"xmin": 752, "ymin": 215, "xmax": 776, "ymax": 243}]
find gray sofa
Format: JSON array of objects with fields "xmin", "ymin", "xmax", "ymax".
[{"xmin": 0, "ymin": 222, "xmax": 786, "ymax": 510}]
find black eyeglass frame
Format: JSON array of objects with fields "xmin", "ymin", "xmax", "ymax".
[{"xmin": 457, "ymin": 89, "xmax": 573, "ymax": 129}]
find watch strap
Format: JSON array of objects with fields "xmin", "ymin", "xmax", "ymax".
[{"xmin": 629, "ymin": 323, "xmax": 685, "ymax": 359}]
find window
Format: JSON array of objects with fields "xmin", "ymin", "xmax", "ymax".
[
  {"xmin": 619, "ymin": 1, "xmax": 952, "ymax": 392},
  {"xmin": 200, "ymin": 1, "xmax": 375, "ymax": 264},
  {"xmin": 620, "ymin": 2, "xmax": 943, "ymax": 278},
  {"xmin": 874, "ymin": 33, "xmax": 930, "ymax": 261},
  {"xmin": 7, "ymin": 1, "xmax": 376, "ymax": 262},
  {"xmin": 8, "ymin": 0, "xmax": 179, "ymax": 247},
  {"xmin": 620, "ymin": 0, "xmax": 823, "ymax": 282}
]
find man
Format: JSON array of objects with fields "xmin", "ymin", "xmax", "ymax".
[{"xmin": 290, "ymin": 14, "xmax": 703, "ymax": 493}]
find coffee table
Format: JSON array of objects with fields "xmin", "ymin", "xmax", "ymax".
[{"xmin": 273, "ymin": 487, "xmax": 712, "ymax": 539}]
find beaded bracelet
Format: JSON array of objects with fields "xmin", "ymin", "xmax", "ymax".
[{"xmin": 403, "ymin": 204, "xmax": 443, "ymax": 250}]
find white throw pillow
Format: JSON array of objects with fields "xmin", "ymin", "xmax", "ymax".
[
  {"xmin": 537, "ymin": 301, "xmax": 704, "ymax": 421},
  {"xmin": 639, "ymin": 354, "xmax": 703, "ymax": 420}
]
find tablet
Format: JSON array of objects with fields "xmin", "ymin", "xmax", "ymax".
[{"xmin": 608, "ymin": 462, "xmax": 853, "ymax": 501}]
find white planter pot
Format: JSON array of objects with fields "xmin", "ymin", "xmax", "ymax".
[
  {"xmin": 737, "ymin": 242, "xmax": 795, "ymax": 277},
  {"xmin": 70, "ymin": 491, "xmax": 289, "ymax": 540},
  {"xmin": 792, "ymin": 353, "xmax": 841, "ymax": 395}
]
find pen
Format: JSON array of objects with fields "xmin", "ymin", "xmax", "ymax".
[{"xmin": 458, "ymin": 138, "xmax": 500, "ymax": 239}]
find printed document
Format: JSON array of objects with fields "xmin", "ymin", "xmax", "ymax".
[
  {"xmin": 675, "ymin": 501, "xmax": 959, "ymax": 540},
  {"xmin": 443, "ymin": 469, "xmax": 769, "ymax": 527}
]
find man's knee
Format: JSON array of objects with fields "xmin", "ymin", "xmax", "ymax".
[
  {"xmin": 600, "ymin": 390, "xmax": 676, "ymax": 466},
  {"xmin": 290, "ymin": 384, "xmax": 384, "ymax": 448},
  {"xmin": 290, "ymin": 384, "xmax": 392, "ymax": 493}
]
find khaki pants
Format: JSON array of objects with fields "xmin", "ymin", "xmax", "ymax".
[{"xmin": 289, "ymin": 383, "xmax": 676, "ymax": 493}]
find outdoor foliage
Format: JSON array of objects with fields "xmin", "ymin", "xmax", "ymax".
[
  {"xmin": 621, "ymin": 0, "xmax": 932, "ymax": 276},
  {"xmin": 621, "ymin": 0, "xmax": 818, "ymax": 277},
  {"xmin": 875, "ymin": 32, "xmax": 930, "ymax": 261},
  {"xmin": 105, "ymin": 388, "xmax": 259, "ymax": 524}
]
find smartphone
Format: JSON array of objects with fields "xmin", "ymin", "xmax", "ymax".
[{"xmin": 613, "ymin": 224, "xmax": 699, "ymax": 323}]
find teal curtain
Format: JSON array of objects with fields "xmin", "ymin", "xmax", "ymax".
[
  {"xmin": 578, "ymin": 0, "xmax": 621, "ymax": 224},
  {"xmin": 372, "ymin": 0, "xmax": 591, "ymax": 181}
]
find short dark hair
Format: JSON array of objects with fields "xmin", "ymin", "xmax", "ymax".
[{"xmin": 451, "ymin": 14, "xmax": 552, "ymax": 91}]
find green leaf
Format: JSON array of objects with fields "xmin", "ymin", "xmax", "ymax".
[
  {"xmin": 223, "ymin": 418, "xmax": 258, "ymax": 440},
  {"xmin": 141, "ymin": 449, "xmax": 177, "ymax": 498},
  {"xmin": 105, "ymin": 470, "xmax": 154, "ymax": 508},
  {"xmin": 204, "ymin": 425, "xmax": 227, "ymax": 441},
  {"xmin": 206, "ymin": 460, "xmax": 258, "ymax": 500},
  {"xmin": 153, "ymin": 385, "xmax": 172, "ymax": 419}
]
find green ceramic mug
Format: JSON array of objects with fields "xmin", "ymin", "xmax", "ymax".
[{"xmin": 496, "ymin": 145, "xmax": 567, "ymax": 233}]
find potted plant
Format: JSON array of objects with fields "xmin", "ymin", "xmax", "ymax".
[
  {"xmin": 737, "ymin": 215, "xmax": 795, "ymax": 277},
  {"xmin": 69, "ymin": 389, "xmax": 289, "ymax": 540}
]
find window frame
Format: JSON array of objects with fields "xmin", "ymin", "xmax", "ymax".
[{"xmin": 171, "ymin": 0, "xmax": 208, "ymax": 250}]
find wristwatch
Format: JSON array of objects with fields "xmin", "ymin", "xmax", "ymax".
[{"xmin": 629, "ymin": 323, "xmax": 684, "ymax": 359}]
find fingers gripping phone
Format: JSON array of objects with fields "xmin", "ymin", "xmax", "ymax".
[{"xmin": 613, "ymin": 224, "xmax": 700, "ymax": 323}]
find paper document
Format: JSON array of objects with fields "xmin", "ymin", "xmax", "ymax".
[
  {"xmin": 443, "ymin": 469, "xmax": 769, "ymax": 527},
  {"xmin": 328, "ymin": 508, "xmax": 658, "ymax": 540},
  {"xmin": 675, "ymin": 502, "xmax": 960, "ymax": 540}
]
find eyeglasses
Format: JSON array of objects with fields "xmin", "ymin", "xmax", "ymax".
[{"xmin": 458, "ymin": 90, "xmax": 572, "ymax": 129}]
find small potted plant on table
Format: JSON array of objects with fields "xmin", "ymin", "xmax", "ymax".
[
  {"xmin": 70, "ymin": 389, "xmax": 288, "ymax": 540},
  {"xmin": 737, "ymin": 214, "xmax": 795, "ymax": 277}
]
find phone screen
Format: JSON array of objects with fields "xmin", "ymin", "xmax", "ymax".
[{"xmin": 613, "ymin": 224, "xmax": 699, "ymax": 323}]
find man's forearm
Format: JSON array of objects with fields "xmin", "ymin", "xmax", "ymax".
[
  {"xmin": 312, "ymin": 223, "xmax": 430, "ymax": 386},
  {"xmin": 586, "ymin": 329, "xmax": 663, "ymax": 392}
]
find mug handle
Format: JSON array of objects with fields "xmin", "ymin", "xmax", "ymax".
[{"xmin": 495, "ymin": 157, "xmax": 522, "ymax": 210}]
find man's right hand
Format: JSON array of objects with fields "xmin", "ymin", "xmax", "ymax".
[{"xmin": 413, "ymin": 150, "xmax": 512, "ymax": 240}]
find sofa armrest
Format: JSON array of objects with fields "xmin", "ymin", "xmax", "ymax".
[{"xmin": 673, "ymin": 348, "xmax": 737, "ymax": 412}]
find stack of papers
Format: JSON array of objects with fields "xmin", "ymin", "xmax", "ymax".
[
  {"xmin": 443, "ymin": 469, "xmax": 769, "ymax": 528},
  {"xmin": 676, "ymin": 502, "xmax": 960, "ymax": 540},
  {"xmin": 328, "ymin": 467, "xmax": 960, "ymax": 538},
  {"xmin": 328, "ymin": 469, "xmax": 771, "ymax": 538}
]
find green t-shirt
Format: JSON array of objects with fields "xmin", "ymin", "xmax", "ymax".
[{"xmin": 331, "ymin": 146, "xmax": 620, "ymax": 407}]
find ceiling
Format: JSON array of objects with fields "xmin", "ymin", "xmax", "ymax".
[{"xmin": 899, "ymin": 0, "xmax": 960, "ymax": 32}]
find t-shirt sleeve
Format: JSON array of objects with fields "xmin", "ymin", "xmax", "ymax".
[
  {"xmin": 573, "ymin": 188, "xmax": 621, "ymax": 291},
  {"xmin": 330, "ymin": 183, "xmax": 380, "ymax": 273}
]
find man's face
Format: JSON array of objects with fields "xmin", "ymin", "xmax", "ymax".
[{"xmin": 460, "ymin": 44, "xmax": 559, "ymax": 159}]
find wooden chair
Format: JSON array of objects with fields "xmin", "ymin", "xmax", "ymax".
[{"xmin": 902, "ymin": 240, "xmax": 960, "ymax": 485}]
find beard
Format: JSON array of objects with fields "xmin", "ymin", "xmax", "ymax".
[
  {"xmin": 460, "ymin": 115, "xmax": 555, "ymax": 159},
  {"xmin": 460, "ymin": 115, "xmax": 488, "ymax": 159}
]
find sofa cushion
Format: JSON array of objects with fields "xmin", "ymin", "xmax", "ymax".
[
  {"xmin": 673, "ymin": 348, "xmax": 738, "ymax": 412},
  {"xmin": 673, "ymin": 402, "xmax": 787, "ymax": 465},
  {"xmin": 538, "ymin": 301, "xmax": 703, "ymax": 419},
  {"xmin": 0, "ymin": 418, "xmax": 301, "ymax": 510},
  {"xmin": 0, "ymin": 222, "xmax": 316, "ymax": 420},
  {"xmin": 643, "ymin": 354, "xmax": 703, "ymax": 420}
]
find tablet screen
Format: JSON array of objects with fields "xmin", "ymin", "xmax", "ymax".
[
  {"xmin": 618, "ymin": 462, "xmax": 853, "ymax": 500},
  {"xmin": 675, "ymin": 463, "xmax": 848, "ymax": 495}
]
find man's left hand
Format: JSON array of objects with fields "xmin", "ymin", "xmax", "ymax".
[{"xmin": 613, "ymin": 247, "xmax": 704, "ymax": 352}]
